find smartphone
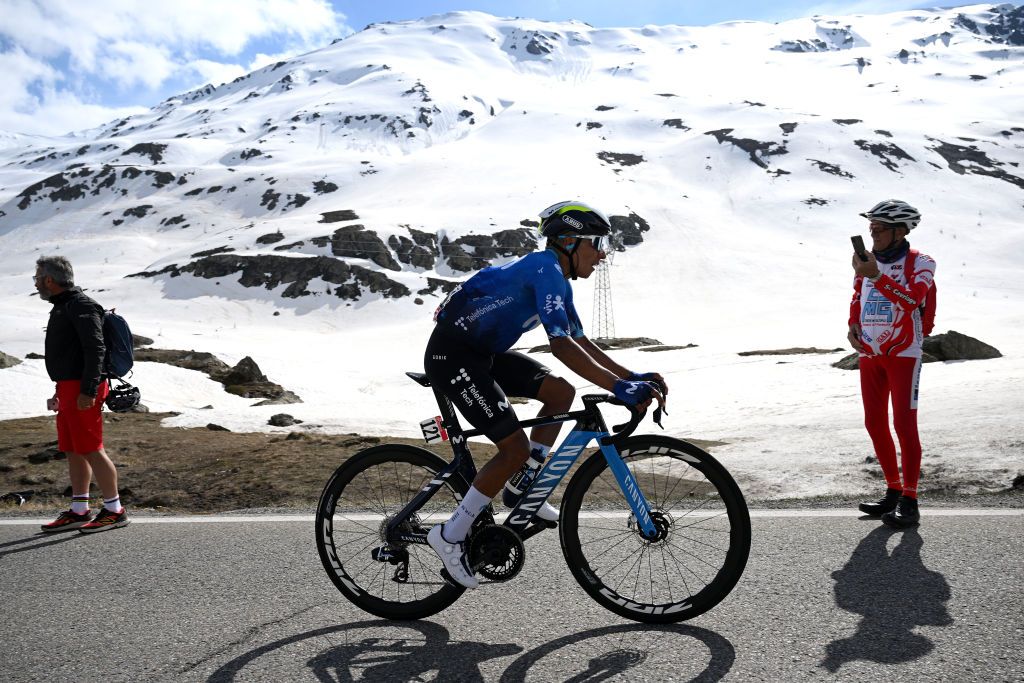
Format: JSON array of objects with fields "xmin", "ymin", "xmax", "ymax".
[{"xmin": 851, "ymin": 235, "xmax": 868, "ymax": 262}]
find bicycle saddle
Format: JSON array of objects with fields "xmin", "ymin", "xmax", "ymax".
[{"xmin": 405, "ymin": 372, "xmax": 431, "ymax": 387}]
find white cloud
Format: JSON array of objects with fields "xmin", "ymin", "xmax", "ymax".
[{"xmin": 0, "ymin": 0, "xmax": 352, "ymax": 135}]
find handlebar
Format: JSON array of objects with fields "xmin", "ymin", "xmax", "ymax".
[{"xmin": 584, "ymin": 394, "xmax": 665, "ymax": 445}]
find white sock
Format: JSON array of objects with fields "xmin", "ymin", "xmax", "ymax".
[
  {"xmin": 443, "ymin": 486, "xmax": 491, "ymax": 543},
  {"xmin": 103, "ymin": 496, "xmax": 121, "ymax": 513},
  {"xmin": 71, "ymin": 494, "xmax": 90, "ymax": 515}
]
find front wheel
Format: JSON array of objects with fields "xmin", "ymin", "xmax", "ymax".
[
  {"xmin": 559, "ymin": 436, "xmax": 751, "ymax": 623},
  {"xmin": 315, "ymin": 444, "xmax": 468, "ymax": 620}
]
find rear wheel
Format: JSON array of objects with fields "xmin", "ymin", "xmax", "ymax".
[
  {"xmin": 559, "ymin": 436, "xmax": 751, "ymax": 623},
  {"xmin": 315, "ymin": 445, "xmax": 468, "ymax": 620}
]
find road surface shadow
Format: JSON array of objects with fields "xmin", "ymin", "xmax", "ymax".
[
  {"xmin": 205, "ymin": 619, "xmax": 734, "ymax": 682},
  {"xmin": 498, "ymin": 622, "xmax": 735, "ymax": 683},
  {"xmin": 822, "ymin": 526, "xmax": 953, "ymax": 672},
  {"xmin": 207, "ymin": 619, "xmax": 520, "ymax": 682},
  {"xmin": 0, "ymin": 530, "xmax": 83, "ymax": 559}
]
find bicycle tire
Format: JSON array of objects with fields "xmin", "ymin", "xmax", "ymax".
[
  {"xmin": 559, "ymin": 435, "xmax": 751, "ymax": 623},
  {"xmin": 315, "ymin": 444, "xmax": 469, "ymax": 620}
]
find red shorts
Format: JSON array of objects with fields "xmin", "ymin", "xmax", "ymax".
[{"xmin": 55, "ymin": 380, "xmax": 109, "ymax": 454}]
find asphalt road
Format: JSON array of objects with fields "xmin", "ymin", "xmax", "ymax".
[{"xmin": 1, "ymin": 510, "xmax": 1021, "ymax": 682}]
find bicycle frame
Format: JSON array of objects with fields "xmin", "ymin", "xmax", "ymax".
[{"xmin": 385, "ymin": 391, "xmax": 659, "ymax": 543}]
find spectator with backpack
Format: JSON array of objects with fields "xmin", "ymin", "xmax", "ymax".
[
  {"xmin": 848, "ymin": 200, "xmax": 936, "ymax": 529},
  {"xmin": 34, "ymin": 256, "xmax": 130, "ymax": 533}
]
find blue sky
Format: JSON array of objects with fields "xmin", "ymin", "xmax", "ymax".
[{"xmin": 0, "ymin": 0, "xmax": 950, "ymax": 137}]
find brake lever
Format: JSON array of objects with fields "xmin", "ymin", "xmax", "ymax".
[{"xmin": 653, "ymin": 406, "xmax": 666, "ymax": 430}]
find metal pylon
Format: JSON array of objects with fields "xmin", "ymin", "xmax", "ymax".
[{"xmin": 592, "ymin": 252, "xmax": 615, "ymax": 340}]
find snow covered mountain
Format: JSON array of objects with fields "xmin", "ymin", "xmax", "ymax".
[{"xmin": 1, "ymin": 5, "xmax": 1021, "ymax": 498}]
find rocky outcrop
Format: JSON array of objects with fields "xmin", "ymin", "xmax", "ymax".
[
  {"xmin": 441, "ymin": 229, "xmax": 536, "ymax": 272},
  {"xmin": 0, "ymin": 351, "xmax": 23, "ymax": 369},
  {"xmin": 134, "ymin": 349, "xmax": 232, "ymax": 375},
  {"xmin": 832, "ymin": 331, "xmax": 1001, "ymax": 369},
  {"xmin": 738, "ymin": 347, "xmax": 843, "ymax": 356},
  {"xmin": 609, "ymin": 213, "xmax": 650, "ymax": 248},
  {"xmin": 324, "ymin": 225, "xmax": 401, "ymax": 270},
  {"xmin": 706, "ymin": 129, "xmax": 788, "ymax": 169},
  {"xmin": 922, "ymin": 331, "xmax": 1002, "ymax": 361}
]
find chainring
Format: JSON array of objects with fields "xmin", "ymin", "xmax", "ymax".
[{"xmin": 469, "ymin": 524, "xmax": 525, "ymax": 582}]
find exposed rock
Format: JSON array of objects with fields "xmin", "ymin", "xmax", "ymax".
[
  {"xmin": 441, "ymin": 229, "xmax": 536, "ymax": 272},
  {"xmin": 24, "ymin": 352, "xmax": 44, "ymax": 360},
  {"xmin": 389, "ymin": 234, "xmax": 436, "ymax": 269},
  {"xmin": 640, "ymin": 344, "xmax": 698, "ymax": 352},
  {"xmin": 529, "ymin": 337, "xmax": 662, "ymax": 353},
  {"xmin": 122, "ymin": 142, "xmax": 168, "ymax": 164},
  {"xmin": 922, "ymin": 331, "xmax": 1002, "ymax": 361},
  {"xmin": 609, "ymin": 213, "xmax": 650, "ymax": 248},
  {"xmin": 808, "ymin": 159, "xmax": 854, "ymax": 178},
  {"xmin": 252, "ymin": 391, "xmax": 303, "ymax": 406},
  {"xmin": 597, "ymin": 152, "xmax": 645, "ymax": 167},
  {"xmin": 129, "ymin": 253, "xmax": 410, "ymax": 300},
  {"xmin": 213, "ymin": 356, "xmax": 266, "ymax": 386},
  {"xmin": 191, "ymin": 246, "xmax": 234, "ymax": 258},
  {"xmin": 256, "ymin": 231, "xmax": 285, "ymax": 245},
  {"xmin": 663, "ymin": 119, "xmax": 690, "ymax": 130},
  {"xmin": 706, "ymin": 129, "xmax": 788, "ymax": 169},
  {"xmin": 417, "ymin": 278, "xmax": 460, "ymax": 297},
  {"xmin": 328, "ymin": 225, "xmax": 400, "ymax": 270},
  {"xmin": 832, "ymin": 353, "xmax": 860, "ymax": 370},
  {"xmin": 0, "ymin": 351, "xmax": 23, "ymax": 369},
  {"xmin": 131, "ymin": 334, "xmax": 154, "ymax": 349},
  {"xmin": 134, "ymin": 349, "xmax": 232, "ymax": 375},
  {"xmin": 738, "ymin": 347, "xmax": 843, "ymax": 356},
  {"xmin": 206, "ymin": 424, "xmax": 231, "ymax": 432},
  {"xmin": 313, "ymin": 180, "xmax": 338, "ymax": 194},
  {"xmin": 319, "ymin": 209, "xmax": 360, "ymax": 223},
  {"xmin": 854, "ymin": 139, "xmax": 915, "ymax": 173},
  {"xmin": 268, "ymin": 413, "xmax": 303, "ymax": 427},
  {"xmin": 28, "ymin": 447, "xmax": 62, "ymax": 464},
  {"xmin": 927, "ymin": 139, "xmax": 1024, "ymax": 190}
]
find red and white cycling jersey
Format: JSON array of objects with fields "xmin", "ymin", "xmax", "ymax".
[{"xmin": 849, "ymin": 250, "xmax": 936, "ymax": 358}]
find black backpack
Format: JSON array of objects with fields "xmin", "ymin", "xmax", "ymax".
[
  {"xmin": 102, "ymin": 308, "xmax": 141, "ymax": 412},
  {"xmin": 102, "ymin": 308, "xmax": 134, "ymax": 379}
]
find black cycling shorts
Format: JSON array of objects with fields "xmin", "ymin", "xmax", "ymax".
[{"xmin": 424, "ymin": 327, "xmax": 551, "ymax": 442}]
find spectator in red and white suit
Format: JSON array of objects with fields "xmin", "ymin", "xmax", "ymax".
[{"xmin": 848, "ymin": 199, "xmax": 936, "ymax": 529}]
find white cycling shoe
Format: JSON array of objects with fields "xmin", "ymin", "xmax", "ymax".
[
  {"xmin": 536, "ymin": 502, "xmax": 560, "ymax": 522},
  {"xmin": 427, "ymin": 524, "xmax": 479, "ymax": 589}
]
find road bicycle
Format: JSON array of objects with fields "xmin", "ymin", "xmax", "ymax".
[{"xmin": 315, "ymin": 372, "xmax": 751, "ymax": 623}]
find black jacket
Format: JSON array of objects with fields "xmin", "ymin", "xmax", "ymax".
[{"xmin": 44, "ymin": 288, "xmax": 105, "ymax": 397}]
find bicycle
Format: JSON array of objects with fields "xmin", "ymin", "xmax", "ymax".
[{"xmin": 315, "ymin": 371, "xmax": 751, "ymax": 624}]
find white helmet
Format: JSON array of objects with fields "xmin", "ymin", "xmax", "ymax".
[{"xmin": 859, "ymin": 199, "xmax": 921, "ymax": 230}]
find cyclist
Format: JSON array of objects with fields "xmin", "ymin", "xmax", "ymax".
[
  {"xmin": 424, "ymin": 200, "xmax": 667, "ymax": 588},
  {"xmin": 848, "ymin": 199, "xmax": 936, "ymax": 529}
]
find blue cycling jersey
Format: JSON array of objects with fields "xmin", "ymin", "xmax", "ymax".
[{"xmin": 434, "ymin": 249, "xmax": 585, "ymax": 354}]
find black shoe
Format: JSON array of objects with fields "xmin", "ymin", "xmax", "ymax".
[
  {"xmin": 882, "ymin": 496, "xmax": 920, "ymax": 529},
  {"xmin": 858, "ymin": 488, "xmax": 902, "ymax": 516}
]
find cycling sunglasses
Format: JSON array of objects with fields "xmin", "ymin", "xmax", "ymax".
[{"xmin": 583, "ymin": 235, "xmax": 608, "ymax": 252}]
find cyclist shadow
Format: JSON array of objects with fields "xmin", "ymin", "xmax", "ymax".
[
  {"xmin": 821, "ymin": 526, "xmax": 953, "ymax": 672},
  {"xmin": 208, "ymin": 619, "xmax": 520, "ymax": 682},
  {"xmin": 207, "ymin": 619, "xmax": 735, "ymax": 682},
  {"xmin": 0, "ymin": 531, "xmax": 83, "ymax": 559},
  {"xmin": 499, "ymin": 622, "xmax": 735, "ymax": 683}
]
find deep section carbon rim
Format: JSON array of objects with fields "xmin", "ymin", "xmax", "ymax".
[
  {"xmin": 560, "ymin": 437, "xmax": 751, "ymax": 623},
  {"xmin": 315, "ymin": 446, "xmax": 467, "ymax": 620}
]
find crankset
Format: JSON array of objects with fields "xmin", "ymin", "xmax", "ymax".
[{"xmin": 469, "ymin": 524, "xmax": 525, "ymax": 582}]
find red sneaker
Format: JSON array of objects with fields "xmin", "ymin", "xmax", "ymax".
[
  {"xmin": 41, "ymin": 509, "xmax": 93, "ymax": 533},
  {"xmin": 79, "ymin": 507, "xmax": 130, "ymax": 534}
]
